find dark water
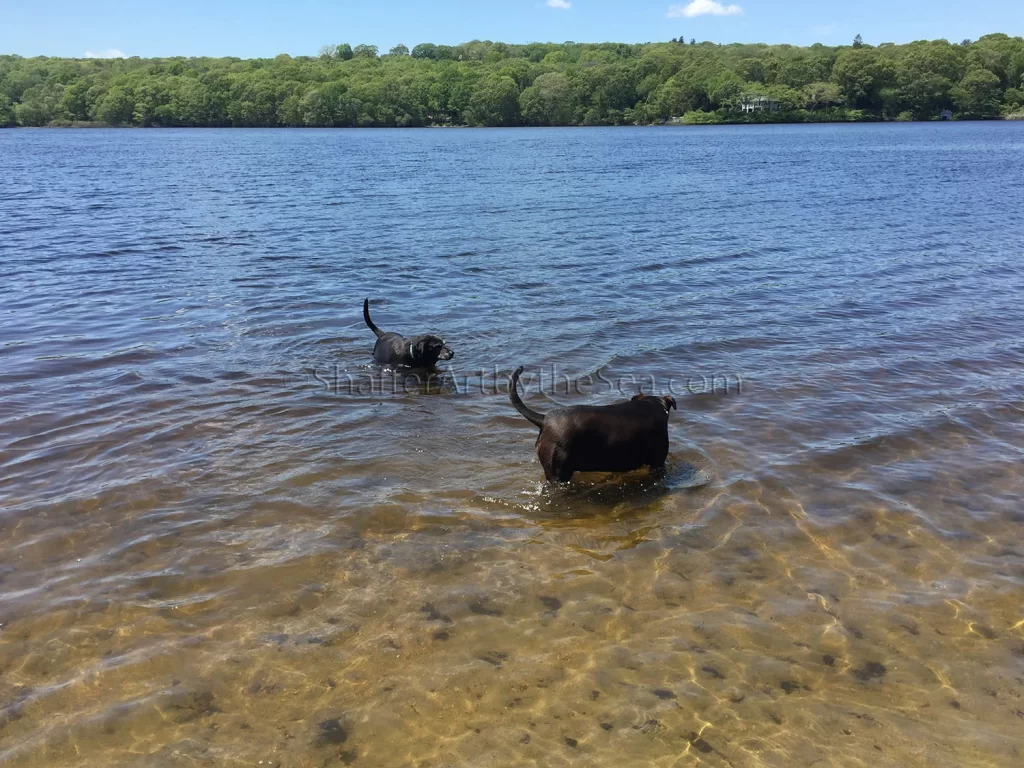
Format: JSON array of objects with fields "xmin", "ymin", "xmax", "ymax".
[{"xmin": 1, "ymin": 124, "xmax": 1023, "ymax": 767}]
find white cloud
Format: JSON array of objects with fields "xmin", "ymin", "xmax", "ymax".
[
  {"xmin": 547, "ymin": 0, "xmax": 572, "ymax": 8},
  {"xmin": 84, "ymin": 49, "xmax": 127, "ymax": 58},
  {"xmin": 667, "ymin": 1, "xmax": 743, "ymax": 18}
]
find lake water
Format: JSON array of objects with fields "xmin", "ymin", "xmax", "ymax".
[{"xmin": 1, "ymin": 124, "xmax": 1023, "ymax": 767}]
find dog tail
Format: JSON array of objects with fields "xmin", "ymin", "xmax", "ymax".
[
  {"xmin": 363, "ymin": 298, "xmax": 384, "ymax": 339},
  {"xmin": 509, "ymin": 366, "xmax": 546, "ymax": 429}
]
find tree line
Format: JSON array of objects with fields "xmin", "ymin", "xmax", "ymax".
[{"xmin": 2, "ymin": 34, "xmax": 1023, "ymax": 128}]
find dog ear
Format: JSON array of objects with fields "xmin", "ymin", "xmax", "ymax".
[
  {"xmin": 412, "ymin": 339, "xmax": 428, "ymax": 361},
  {"xmin": 631, "ymin": 393, "xmax": 645, "ymax": 401},
  {"xmin": 663, "ymin": 396, "xmax": 677, "ymax": 412}
]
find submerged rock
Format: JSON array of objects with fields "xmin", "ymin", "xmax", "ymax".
[
  {"xmin": 853, "ymin": 662, "xmax": 887, "ymax": 682},
  {"xmin": 316, "ymin": 718, "xmax": 349, "ymax": 746},
  {"xmin": 161, "ymin": 689, "xmax": 216, "ymax": 723}
]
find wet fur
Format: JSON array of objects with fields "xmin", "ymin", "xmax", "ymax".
[
  {"xmin": 509, "ymin": 366, "xmax": 676, "ymax": 483},
  {"xmin": 363, "ymin": 298, "xmax": 453, "ymax": 369}
]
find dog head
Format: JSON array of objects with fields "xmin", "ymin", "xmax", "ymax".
[
  {"xmin": 411, "ymin": 335, "xmax": 454, "ymax": 368},
  {"xmin": 632, "ymin": 393, "xmax": 677, "ymax": 415}
]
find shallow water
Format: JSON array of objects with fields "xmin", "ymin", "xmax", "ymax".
[{"xmin": 1, "ymin": 124, "xmax": 1023, "ymax": 767}]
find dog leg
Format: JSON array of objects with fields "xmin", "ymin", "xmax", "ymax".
[
  {"xmin": 548, "ymin": 448, "xmax": 574, "ymax": 483},
  {"xmin": 554, "ymin": 464, "xmax": 575, "ymax": 483},
  {"xmin": 538, "ymin": 443, "xmax": 573, "ymax": 483}
]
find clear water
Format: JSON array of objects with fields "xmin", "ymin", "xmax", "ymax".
[{"xmin": 1, "ymin": 124, "xmax": 1023, "ymax": 767}]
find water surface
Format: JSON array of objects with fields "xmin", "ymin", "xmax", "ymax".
[{"xmin": 1, "ymin": 124, "xmax": 1023, "ymax": 767}]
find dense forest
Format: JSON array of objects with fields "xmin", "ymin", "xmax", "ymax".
[{"xmin": 2, "ymin": 34, "xmax": 1023, "ymax": 128}]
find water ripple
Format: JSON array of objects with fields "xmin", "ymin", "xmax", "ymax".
[{"xmin": 0, "ymin": 124, "xmax": 1022, "ymax": 767}]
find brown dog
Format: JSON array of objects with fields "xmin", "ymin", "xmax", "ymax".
[{"xmin": 509, "ymin": 366, "xmax": 676, "ymax": 482}]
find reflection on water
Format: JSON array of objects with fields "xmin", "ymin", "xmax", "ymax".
[{"xmin": 1, "ymin": 124, "xmax": 1023, "ymax": 767}]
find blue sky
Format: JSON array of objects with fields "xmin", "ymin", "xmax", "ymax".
[{"xmin": 2, "ymin": 1, "xmax": 1021, "ymax": 59}]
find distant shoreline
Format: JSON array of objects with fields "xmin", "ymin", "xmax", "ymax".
[
  {"xmin": 4, "ymin": 115, "xmax": 1020, "ymax": 130},
  {"xmin": 4, "ymin": 36, "xmax": 1023, "ymax": 128}
]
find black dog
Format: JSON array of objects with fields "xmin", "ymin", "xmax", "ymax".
[
  {"xmin": 509, "ymin": 366, "xmax": 676, "ymax": 482},
  {"xmin": 363, "ymin": 298, "xmax": 454, "ymax": 368}
]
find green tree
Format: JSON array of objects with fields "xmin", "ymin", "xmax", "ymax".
[
  {"xmin": 277, "ymin": 91, "xmax": 305, "ymax": 126},
  {"xmin": 803, "ymin": 81, "xmax": 843, "ymax": 110},
  {"xmin": 389, "ymin": 44, "xmax": 410, "ymax": 57},
  {"xmin": 899, "ymin": 74, "xmax": 953, "ymax": 117},
  {"xmin": 899, "ymin": 40, "xmax": 965, "ymax": 84},
  {"xmin": 778, "ymin": 55, "xmax": 832, "ymax": 88},
  {"xmin": 353, "ymin": 44, "xmax": 379, "ymax": 59},
  {"xmin": 132, "ymin": 82, "xmax": 170, "ymax": 126},
  {"xmin": 0, "ymin": 34, "xmax": 1019, "ymax": 130},
  {"xmin": 466, "ymin": 75, "xmax": 520, "ymax": 125},
  {"xmin": 15, "ymin": 83, "xmax": 64, "ymax": 125},
  {"xmin": 831, "ymin": 48, "xmax": 894, "ymax": 109},
  {"xmin": 228, "ymin": 77, "xmax": 279, "ymax": 126},
  {"xmin": 96, "ymin": 86, "xmax": 135, "ymax": 125},
  {"xmin": 591, "ymin": 64, "xmax": 639, "ymax": 112},
  {"xmin": 765, "ymin": 84, "xmax": 803, "ymax": 111},
  {"xmin": 170, "ymin": 79, "xmax": 221, "ymax": 126},
  {"xmin": 411, "ymin": 43, "xmax": 437, "ymax": 59},
  {"xmin": 497, "ymin": 59, "xmax": 534, "ymax": 89},
  {"xmin": 706, "ymin": 70, "xmax": 744, "ymax": 108},
  {"xmin": 0, "ymin": 97, "xmax": 15, "ymax": 127},
  {"xmin": 426, "ymin": 65, "xmax": 475, "ymax": 122},
  {"xmin": 952, "ymin": 68, "xmax": 1002, "ymax": 116},
  {"xmin": 15, "ymin": 100, "xmax": 48, "ymax": 126},
  {"xmin": 302, "ymin": 82, "xmax": 357, "ymax": 126},
  {"xmin": 518, "ymin": 72, "xmax": 573, "ymax": 125},
  {"xmin": 653, "ymin": 71, "xmax": 707, "ymax": 116},
  {"xmin": 60, "ymin": 81, "xmax": 91, "ymax": 121},
  {"xmin": 2, "ymin": 67, "xmax": 43, "ymax": 101}
]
